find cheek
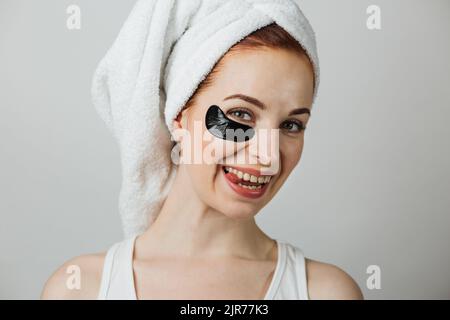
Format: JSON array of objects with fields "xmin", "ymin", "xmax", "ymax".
[
  {"xmin": 199, "ymin": 127, "xmax": 248, "ymax": 165},
  {"xmin": 184, "ymin": 103, "xmax": 249, "ymax": 165},
  {"xmin": 186, "ymin": 163, "xmax": 218, "ymax": 200},
  {"xmin": 280, "ymin": 138, "xmax": 304, "ymax": 175}
]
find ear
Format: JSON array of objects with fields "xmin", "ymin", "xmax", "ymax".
[
  {"xmin": 172, "ymin": 107, "xmax": 189, "ymax": 130},
  {"xmin": 171, "ymin": 107, "xmax": 189, "ymax": 143}
]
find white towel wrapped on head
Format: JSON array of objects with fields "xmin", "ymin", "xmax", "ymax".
[{"xmin": 91, "ymin": 0, "xmax": 320, "ymax": 239}]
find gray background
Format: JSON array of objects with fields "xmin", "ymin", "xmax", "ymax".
[{"xmin": 1, "ymin": 0, "xmax": 449, "ymax": 299}]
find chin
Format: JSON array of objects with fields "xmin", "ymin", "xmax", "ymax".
[{"xmin": 216, "ymin": 199, "xmax": 261, "ymax": 220}]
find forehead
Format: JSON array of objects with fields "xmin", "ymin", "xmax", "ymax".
[{"xmin": 208, "ymin": 48, "xmax": 314, "ymax": 108}]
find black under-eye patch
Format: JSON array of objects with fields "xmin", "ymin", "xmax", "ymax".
[{"xmin": 205, "ymin": 105, "xmax": 255, "ymax": 142}]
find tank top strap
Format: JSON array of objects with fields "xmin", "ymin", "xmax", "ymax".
[
  {"xmin": 293, "ymin": 246, "xmax": 309, "ymax": 300},
  {"xmin": 97, "ymin": 236, "xmax": 138, "ymax": 300}
]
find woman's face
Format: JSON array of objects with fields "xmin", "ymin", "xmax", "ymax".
[{"xmin": 173, "ymin": 47, "xmax": 314, "ymax": 218}]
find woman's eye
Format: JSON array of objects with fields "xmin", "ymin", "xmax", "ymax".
[
  {"xmin": 280, "ymin": 120, "xmax": 305, "ymax": 133},
  {"xmin": 228, "ymin": 109, "xmax": 253, "ymax": 121}
]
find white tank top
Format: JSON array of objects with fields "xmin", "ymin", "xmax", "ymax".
[{"xmin": 97, "ymin": 236, "xmax": 309, "ymax": 300}]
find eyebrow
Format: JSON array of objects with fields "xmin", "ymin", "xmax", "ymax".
[{"xmin": 223, "ymin": 94, "xmax": 311, "ymax": 117}]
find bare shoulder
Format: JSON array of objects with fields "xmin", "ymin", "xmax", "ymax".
[
  {"xmin": 40, "ymin": 252, "xmax": 106, "ymax": 300},
  {"xmin": 305, "ymin": 258, "xmax": 364, "ymax": 300}
]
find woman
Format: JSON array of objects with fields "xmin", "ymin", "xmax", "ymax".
[{"xmin": 41, "ymin": 0, "xmax": 363, "ymax": 300}]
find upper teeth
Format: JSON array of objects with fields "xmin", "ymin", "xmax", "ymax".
[{"xmin": 224, "ymin": 167, "xmax": 271, "ymax": 184}]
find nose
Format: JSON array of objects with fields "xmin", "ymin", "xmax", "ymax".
[{"xmin": 248, "ymin": 127, "xmax": 280, "ymax": 175}]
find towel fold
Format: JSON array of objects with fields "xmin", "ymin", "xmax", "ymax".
[{"xmin": 91, "ymin": 0, "xmax": 320, "ymax": 239}]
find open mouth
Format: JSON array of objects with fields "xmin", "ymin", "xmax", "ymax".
[{"xmin": 221, "ymin": 165, "xmax": 272, "ymax": 199}]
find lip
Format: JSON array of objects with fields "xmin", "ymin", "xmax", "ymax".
[
  {"xmin": 224, "ymin": 165, "xmax": 264, "ymax": 177},
  {"xmin": 221, "ymin": 165, "xmax": 270, "ymax": 199}
]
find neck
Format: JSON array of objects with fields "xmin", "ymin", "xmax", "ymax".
[{"xmin": 138, "ymin": 164, "xmax": 275, "ymax": 260}]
